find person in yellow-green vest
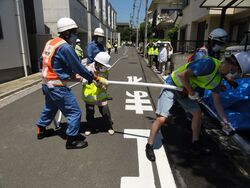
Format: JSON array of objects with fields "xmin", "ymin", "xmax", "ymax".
[
  {"xmin": 147, "ymin": 42, "xmax": 154, "ymax": 67},
  {"xmin": 154, "ymin": 43, "xmax": 159, "ymax": 71},
  {"xmin": 75, "ymin": 38, "xmax": 84, "ymax": 60},
  {"xmin": 114, "ymin": 40, "xmax": 118, "ymax": 54},
  {"xmin": 106, "ymin": 39, "xmax": 112, "ymax": 55},
  {"xmin": 145, "ymin": 54, "xmax": 243, "ymax": 161},
  {"xmin": 81, "ymin": 52, "xmax": 114, "ymax": 136}
]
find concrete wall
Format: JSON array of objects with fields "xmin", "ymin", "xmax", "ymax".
[
  {"xmin": 33, "ymin": 0, "xmax": 46, "ymax": 34},
  {"xmin": 42, "ymin": 0, "xmax": 70, "ymax": 36},
  {"xmin": 91, "ymin": 15, "xmax": 101, "ymax": 33},
  {"xmin": 0, "ymin": 0, "xmax": 28, "ymax": 70},
  {"xmin": 69, "ymin": 0, "xmax": 88, "ymax": 32}
]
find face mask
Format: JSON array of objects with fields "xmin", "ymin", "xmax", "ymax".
[
  {"xmin": 97, "ymin": 37, "xmax": 103, "ymax": 43},
  {"xmin": 68, "ymin": 33, "xmax": 78, "ymax": 47},
  {"xmin": 212, "ymin": 44, "xmax": 223, "ymax": 52}
]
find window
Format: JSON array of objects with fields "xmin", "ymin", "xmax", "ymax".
[{"xmin": 0, "ymin": 17, "xmax": 3, "ymax": 39}]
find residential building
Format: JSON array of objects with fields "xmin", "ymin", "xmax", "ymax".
[
  {"xmin": 148, "ymin": 0, "xmax": 250, "ymax": 53},
  {"xmin": 177, "ymin": 0, "xmax": 250, "ymax": 52},
  {"xmin": 0, "ymin": 0, "xmax": 50, "ymax": 83},
  {"xmin": 42, "ymin": 0, "xmax": 117, "ymax": 52},
  {"xmin": 148, "ymin": 0, "xmax": 182, "ymax": 39},
  {"xmin": 0, "ymin": 0, "xmax": 117, "ymax": 83}
]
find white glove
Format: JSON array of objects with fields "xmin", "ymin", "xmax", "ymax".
[
  {"xmin": 188, "ymin": 92, "xmax": 200, "ymax": 100},
  {"xmin": 80, "ymin": 77, "xmax": 88, "ymax": 85}
]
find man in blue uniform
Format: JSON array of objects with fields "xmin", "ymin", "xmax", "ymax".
[
  {"xmin": 36, "ymin": 17, "xmax": 108, "ymax": 149},
  {"xmin": 145, "ymin": 54, "xmax": 242, "ymax": 161},
  {"xmin": 86, "ymin": 27, "xmax": 105, "ymax": 64}
]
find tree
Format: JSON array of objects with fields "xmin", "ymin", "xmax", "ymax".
[
  {"xmin": 117, "ymin": 26, "xmax": 136, "ymax": 42},
  {"xmin": 166, "ymin": 26, "xmax": 178, "ymax": 41},
  {"xmin": 139, "ymin": 22, "xmax": 153, "ymax": 43}
]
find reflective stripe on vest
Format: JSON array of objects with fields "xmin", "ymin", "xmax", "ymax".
[
  {"xmin": 171, "ymin": 57, "xmax": 222, "ymax": 90},
  {"xmin": 82, "ymin": 71, "xmax": 109, "ymax": 102},
  {"xmin": 42, "ymin": 37, "xmax": 67, "ymax": 80}
]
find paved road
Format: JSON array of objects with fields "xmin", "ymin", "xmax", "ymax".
[{"xmin": 0, "ymin": 47, "xmax": 250, "ymax": 188}]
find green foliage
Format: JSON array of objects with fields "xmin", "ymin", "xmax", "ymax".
[
  {"xmin": 166, "ymin": 26, "xmax": 179, "ymax": 41},
  {"xmin": 139, "ymin": 22, "xmax": 153, "ymax": 42}
]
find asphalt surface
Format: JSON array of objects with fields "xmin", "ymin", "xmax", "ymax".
[{"xmin": 0, "ymin": 46, "xmax": 250, "ymax": 188}]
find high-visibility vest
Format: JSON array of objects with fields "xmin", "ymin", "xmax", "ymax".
[
  {"xmin": 114, "ymin": 43, "xmax": 118, "ymax": 48},
  {"xmin": 154, "ymin": 48, "xmax": 159, "ymax": 55},
  {"xmin": 82, "ymin": 70, "xmax": 109, "ymax": 103},
  {"xmin": 107, "ymin": 42, "xmax": 112, "ymax": 49},
  {"xmin": 171, "ymin": 57, "xmax": 222, "ymax": 90},
  {"xmin": 148, "ymin": 47, "xmax": 154, "ymax": 55},
  {"xmin": 42, "ymin": 37, "xmax": 66, "ymax": 80},
  {"xmin": 75, "ymin": 44, "xmax": 83, "ymax": 59}
]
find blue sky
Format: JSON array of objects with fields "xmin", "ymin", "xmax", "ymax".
[{"xmin": 109, "ymin": 0, "xmax": 152, "ymax": 25}]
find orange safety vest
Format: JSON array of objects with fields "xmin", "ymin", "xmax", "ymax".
[{"xmin": 42, "ymin": 37, "xmax": 67, "ymax": 80}]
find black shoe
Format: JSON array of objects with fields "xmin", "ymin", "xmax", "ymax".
[
  {"xmin": 191, "ymin": 141, "xmax": 210, "ymax": 154},
  {"xmin": 145, "ymin": 143, "xmax": 155, "ymax": 161},
  {"xmin": 66, "ymin": 136, "xmax": 88, "ymax": 149},
  {"xmin": 37, "ymin": 126, "xmax": 54, "ymax": 140}
]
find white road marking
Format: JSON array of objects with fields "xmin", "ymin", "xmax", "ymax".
[
  {"xmin": 125, "ymin": 91, "xmax": 153, "ymax": 114},
  {"xmin": 121, "ymin": 129, "xmax": 155, "ymax": 188},
  {"xmin": 121, "ymin": 129, "xmax": 177, "ymax": 188},
  {"xmin": 110, "ymin": 47, "xmax": 128, "ymax": 69},
  {"xmin": 127, "ymin": 76, "xmax": 142, "ymax": 83}
]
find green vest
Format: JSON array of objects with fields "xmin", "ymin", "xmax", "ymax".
[
  {"xmin": 148, "ymin": 47, "xmax": 154, "ymax": 55},
  {"xmin": 154, "ymin": 48, "xmax": 159, "ymax": 55},
  {"xmin": 171, "ymin": 57, "xmax": 222, "ymax": 90},
  {"xmin": 82, "ymin": 71, "xmax": 109, "ymax": 103},
  {"xmin": 107, "ymin": 42, "xmax": 112, "ymax": 49},
  {"xmin": 75, "ymin": 44, "xmax": 83, "ymax": 59}
]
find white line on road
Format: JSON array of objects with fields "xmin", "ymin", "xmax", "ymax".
[
  {"xmin": 121, "ymin": 129, "xmax": 177, "ymax": 188},
  {"xmin": 110, "ymin": 46, "xmax": 128, "ymax": 69},
  {"xmin": 121, "ymin": 129, "xmax": 155, "ymax": 188}
]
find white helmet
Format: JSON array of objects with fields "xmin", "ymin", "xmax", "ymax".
[
  {"xmin": 57, "ymin": 17, "xmax": 78, "ymax": 33},
  {"xmin": 76, "ymin": 38, "xmax": 81, "ymax": 43},
  {"xmin": 94, "ymin": 52, "xmax": 111, "ymax": 68},
  {"xmin": 232, "ymin": 52, "xmax": 250, "ymax": 74},
  {"xmin": 94, "ymin": 28, "xmax": 104, "ymax": 37},
  {"xmin": 208, "ymin": 28, "xmax": 228, "ymax": 44}
]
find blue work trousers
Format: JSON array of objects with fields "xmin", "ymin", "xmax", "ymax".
[{"xmin": 36, "ymin": 85, "xmax": 82, "ymax": 136}]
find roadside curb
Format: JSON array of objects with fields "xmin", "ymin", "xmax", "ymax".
[{"xmin": 0, "ymin": 73, "xmax": 41, "ymax": 100}]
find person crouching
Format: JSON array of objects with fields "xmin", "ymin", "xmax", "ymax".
[{"xmin": 81, "ymin": 52, "xmax": 114, "ymax": 136}]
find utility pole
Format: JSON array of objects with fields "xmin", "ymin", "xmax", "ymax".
[
  {"xmin": 136, "ymin": 0, "xmax": 142, "ymax": 49},
  {"xmin": 143, "ymin": 0, "xmax": 148, "ymax": 57}
]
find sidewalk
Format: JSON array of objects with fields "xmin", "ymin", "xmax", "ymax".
[{"xmin": 0, "ymin": 73, "xmax": 41, "ymax": 100}]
